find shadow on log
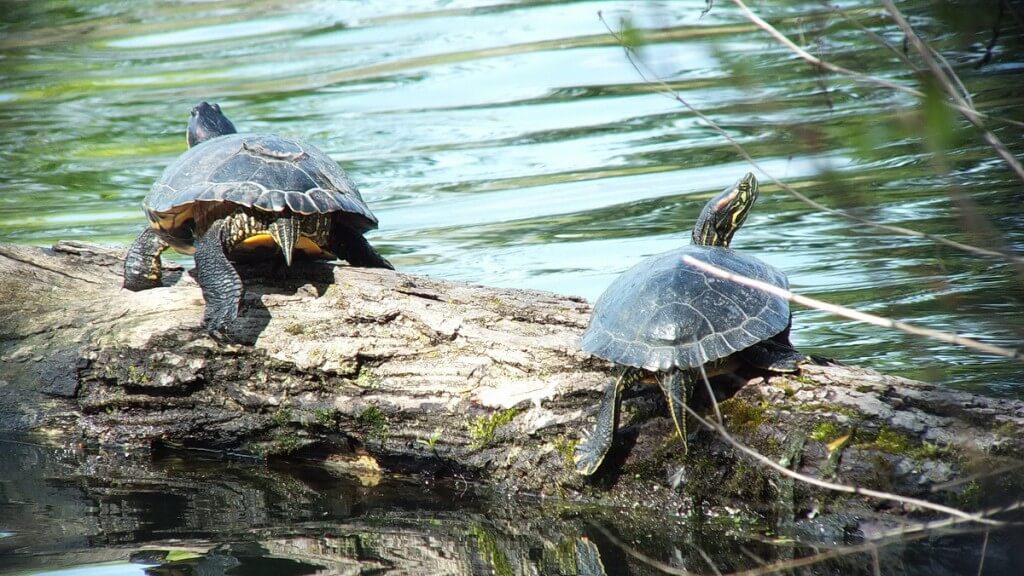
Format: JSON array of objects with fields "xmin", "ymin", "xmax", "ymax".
[{"xmin": 1, "ymin": 241, "xmax": 1022, "ymax": 521}]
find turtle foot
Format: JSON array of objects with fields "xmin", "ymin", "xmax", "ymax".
[
  {"xmin": 810, "ymin": 354, "xmax": 842, "ymax": 366},
  {"xmin": 123, "ymin": 275, "xmax": 162, "ymax": 292},
  {"xmin": 741, "ymin": 339, "xmax": 808, "ymax": 373},
  {"xmin": 123, "ymin": 227, "xmax": 168, "ymax": 292},
  {"xmin": 332, "ymin": 228, "xmax": 394, "ymax": 270},
  {"xmin": 203, "ymin": 303, "xmax": 238, "ymax": 338},
  {"xmin": 574, "ymin": 371, "xmax": 632, "ymax": 476},
  {"xmin": 573, "ymin": 436, "xmax": 608, "ymax": 476}
]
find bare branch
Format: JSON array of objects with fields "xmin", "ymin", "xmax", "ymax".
[
  {"xmin": 596, "ymin": 14, "xmax": 1024, "ymax": 267},
  {"xmin": 727, "ymin": 0, "xmax": 1024, "ymax": 130},
  {"xmin": 977, "ymin": 528, "xmax": 990, "ymax": 576},
  {"xmin": 823, "ymin": 2, "xmax": 918, "ymax": 71},
  {"xmin": 879, "ymin": 0, "xmax": 1024, "ymax": 183},
  {"xmin": 682, "ymin": 255, "xmax": 1023, "ymax": 361},
  {"xmin": 873, "ymin": 499, "xmax": 1024, "ymax": 540},
  {"xmin": 591, "ymin": 519, "xmax": 927, "ymax": 576},
  {"xmin": 930, "ymin": 462, "xmax": 1024, "ymax": 492}
]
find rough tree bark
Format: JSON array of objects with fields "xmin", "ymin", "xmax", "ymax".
[{"xmin": 1, "ymin": 241, "xmax": 1022, "ymax": 522}]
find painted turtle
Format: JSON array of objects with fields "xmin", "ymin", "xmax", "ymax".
[
  {"xmin": 123, "ymin": 102, "xmax": 392, "ymax": 335},
  {"xmin": 574, "ymin": 173, "xmax": 806, "ymax": 475}
]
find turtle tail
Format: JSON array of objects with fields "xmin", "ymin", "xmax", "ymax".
[{"xmin": 269, "ymin": 215, "xmax": 299, "ymax": 266}]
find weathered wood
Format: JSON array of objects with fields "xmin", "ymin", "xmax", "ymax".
[{"xmin": 1, "ymin": 241, "xmax": 1021, "ymax": 518}]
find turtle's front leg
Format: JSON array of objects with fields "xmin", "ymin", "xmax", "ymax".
[
  {"xmin": 659, "ymin": 370, "xmax": 691, "ymax": 455},
  {"xmin": 194, "ymin": 219, "xmax": 243, "ymax": 336},
  {"xmin": 574, "ymin": 367, "xmax": 638, "ymax": 475},
  {"xmin": 123, "ymin": 227, "xmax": 169, "ymax": 291}
]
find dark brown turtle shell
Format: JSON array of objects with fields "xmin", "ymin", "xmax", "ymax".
[
  {"xmin": 144, "ymin": 133, "xmax": 377, "ymax": 252},
  {"xmin": 580, "ymin": 245, "xmax": 791, "ymax": 372}
]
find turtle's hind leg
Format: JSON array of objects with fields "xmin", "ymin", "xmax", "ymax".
[
  {"xmin": 659, "ymin": 370, "xmax": 692, "ymax": 455},
  {"xmin": 194, "ymin": 219, "xmax": 243, "ymax": 337},
  {"xmin": 330, "ymin": 227, "xmax": 394, "ymax": 270},
  {"xmin": 574, "ymin": 368, "xmax": 638, "ymax": 475},
  {"xmin": 124, "ymin": 227, "xmax": 169, "ymax": 291},
  {"xmin": 741, "ymin": 339, "xmax": 808, "ymax": 373}
]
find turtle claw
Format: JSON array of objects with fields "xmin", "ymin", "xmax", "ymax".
[
  {"xmin": 203, "ymin": 305, "xmax": 238, "ymax": 339},
  {"xmin": 573, "ymin": 439, "xmax": 606, "ymax": 476}
]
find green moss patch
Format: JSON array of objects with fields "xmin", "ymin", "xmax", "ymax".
[
  {"xmin": 809, "ymin": 421, "xmax": 842, "ymax": 443},
  {"xmin": 357, "ymin": 405, "xmax": 389, "ymax": 440},
  {"xmin": 468, "ymin": 408, "xmax": 522, "ymax": 449},
  {"xmin": 720, "ymin": 398, "xmax": 768, "ymax": 435}
]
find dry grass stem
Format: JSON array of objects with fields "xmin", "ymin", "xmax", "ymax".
[
  {"xmin": 598, "ymin": 14, "xmax": 1024, "ymax": 267},
  {"xmin": 729, "ymin": 0, "xmax": 1024, "ymax": 130},
  {"xmin": 878, "ymin": 0, "xmax": 1024, "ymax": 182},
  {"xmin": 677, "ymin": 396, "xmax": 1005, "ymax": 525},
  {"xmin": 682, "ymin": 255, "xmax": 1023, "ymax": 361}
]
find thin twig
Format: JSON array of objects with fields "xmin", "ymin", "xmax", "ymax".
[
  {"xmin": 977, "ymin": 528, "xmax": 990, "ymax": 576},
  {"xmin": 823, "ymin": 2, "xmax": 918, "ymax": 71},
  {"xmin": 597, "ymin": 14, "xmax": 1024, "ymax": 266},
  {"xmin": 728, "ymin": 0, "xmax": 1024, "ymax": 130},
  {"xmin": 695, "ymin": 543, "xmax": 724, "ymax": 576},
  {"xmin": 679, "ymin": 402, "xmax": 1005, "ymax": 525},
  {"xmin": 696, "ymin": 358, "xmax": 723, "ymax": 424},
  {"xmin": 929, "ymin": 43, "xmax": 974, "ymax": 108},
  {"xmin": 832, "ymin": 0, "xmax": 971, "ymax": 107},
  {"xmin": 873, "ymin": 498, "xmax": 1024, "ymax": 540},
  {"xmin": 975, "ymin": 0, "xmax": 1002, "ymax": 68},
  {"xmin": 930, "ymin": 462, "xmax": 1024, "ymax": 492},
  {"xmin": 738, "ymin": 546, "xmax": 768, "ymax": 567},
  {"xmin": 879, "ymin": 0, "xmax": 1024, "ymax": 182},
  {"xmin": 1003, "ymin": 0, "xmax": 1024, "ymax": 32},
  {"xmin": 591, "ymin": 520, "xmax": 925, "ymax": 576},
  {"xmin": 594, "ymin": 494, "xmax": 1017, "ymax": 576},
  {"xmin": 682, "ymin": 255, "xmax": 1023, "ymax": 361}
]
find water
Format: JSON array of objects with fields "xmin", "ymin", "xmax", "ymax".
[
  {"xmin": 1, "ymin": 0, "xmax": 1022, "ymax": 573},
  {"xmin": 2, "ymin": 437, "xmax": 1022, "ymax": 576}
]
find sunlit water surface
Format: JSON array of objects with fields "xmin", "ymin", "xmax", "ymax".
[{"xmin": 1, "ymin": 0, "xmax": 1022, "ymax": 574}]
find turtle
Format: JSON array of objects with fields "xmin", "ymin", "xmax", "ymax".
[
  {"xmin": 574, "ymin": 172, "xmax": 807, "ymax": 475},
  {"xmin": 123, "ymin": 101, "xmax": 393, "ymax": 335}
]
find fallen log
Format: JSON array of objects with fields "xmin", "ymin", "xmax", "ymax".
[{"xmin": 1, "ymin": 241, "xmax": 1021, "ymax": 522}]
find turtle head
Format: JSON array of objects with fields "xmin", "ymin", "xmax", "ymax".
[
  {"xmin": 187, "ymin": 102, "xmax": 237, "ymax": 147},
  {"xmin": 691, "ymin": 172, "xmax": 758, "ymax": 247}
]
